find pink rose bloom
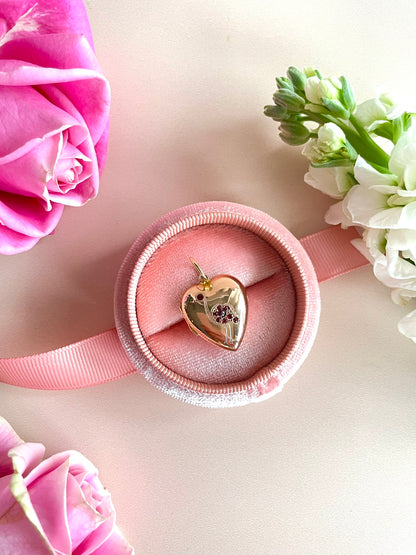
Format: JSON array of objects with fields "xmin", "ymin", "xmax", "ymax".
[
  {"xmin": 0, "ymin": 0, "xmax": 110, "ymax": 255},
  {"xmin": 0, "ymin": 417, "xmax": 134, "ymax": 554}
]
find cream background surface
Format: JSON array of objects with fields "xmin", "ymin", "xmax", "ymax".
[{"xmin": 1, "ymin": 1, "xmax": 416, "ymax": 553}]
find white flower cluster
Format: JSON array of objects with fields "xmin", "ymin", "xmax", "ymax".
[
  {"xmin": 265, "ymin": 67, "xmax": 416, "ymax": 342},
  {"xmin": 303, "ymin": 93, "xmax": 416, "ymax": 342}
]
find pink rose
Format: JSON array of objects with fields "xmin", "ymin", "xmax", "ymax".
[
  {"xmin": 0, "ymin": 0, "xmax": 110, "ymax": 255},
  {"xmin": 0, "ymin": 417, "xmax": 134, "ymax": 554}
]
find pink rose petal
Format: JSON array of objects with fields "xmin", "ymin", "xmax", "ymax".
[
  {"xmin": 8, "ymin": 442, "xmax": 45, "ymax": 476},
  {"xmin": 0, "ymin": 224, "xmax": 42, "ymax": 254},
  {"xmin": 0, "ymin": 416, "xmax": 22, "ymax": 471},
  {"xmin": 0, "ymin": 474, "xmax": 16, "ymax": 517},
  {"xmin": 1, "ymin": 440, "xmax": 44, "ymax": 519},
  {"xmin": 0, "ymin": 192, "xmax": 64, "ymax": 236},
  {"xmin": 26, "ymin": 459, "xmax": 72, "ymax": 554},
  {"xmin": 0, "ymin": 423, "xmax": 133, "ymax": 552},
  {"xmin": 0, "ymin": 60, "xmax": 110, "ymax": 147},
  {"xmin": 47, "ymin": 139, "xmax": 98, "ymax": 206},
  {"xmin": 66, "ymin": 473, "xmax": 107, "ymax": 552},
  {"xmin": 6, "ymin": 452, "xmax": 56, "ymax": 554},
  {"xmin": 73, "ymin": 510, "xmax": 115, "ymax": 555},
  {"xmin": 22, "ymin": 450, "xmax": 76, "ymax": 486},
  {"xmin": 91, "ymin": 526, "xmax": 135, "ymax": 555},
  {"xmin": 0, "ymin": 82, "xmax": 79, "ymax": 161},
  {"xmin": 0, "ymin": 0, "xmax": 110, "ymax": 254},
  {"xmin": 0, "ymin": 134, "xmax": 62, "ymax": 206},
  {"xmin": 94, "ymin": 122, "xmax": 110, "ymax": 175},
  {"xmin": 0, "ymin": 0, "xmax": 94, "ymax": 48},
  {"xmin": 0, "ymin": 500, "xmax": 55, "ymax": 555}
]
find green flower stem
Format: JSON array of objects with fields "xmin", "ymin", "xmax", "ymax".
[
  {"xmin": 349, "ymin": 114, "xmax": 390, "ymax": 168},
  {"xmin": 302, "ymin": 109, "xmax": 390, "ymax": 169}
]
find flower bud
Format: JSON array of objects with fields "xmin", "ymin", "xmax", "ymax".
[
  {"xmin": 279, "ymin": 133, "xmax": 310, "ymax": 146},
  {"xmin": 279, "ymin": 121, "xmax": 310, "ymax": 144},
  {"xmin": 304, "ymin": 67, "xmax": 321, "ymax": 78},
  {"xmin": 318, "ymin": 122, "xmax": 346, "ymax": 147},
  {"xmin": 329, "ymin": 76, "xmax": 342, "ymax": 89},
  {"xmin": 304, "ymin": 75, "xmax": 343, "ymax": 107},
  {"xmin": 287, "ymin": 66, "xmax": 307, "ymax": 91},
  {"xmin": 305, "ymin": 103, "xmax": 328, "ymax": 114},
  {"xmin": 319, "ymin": 80, "xmax": 340, "ymax": 101},
  {"xmin": 302, "ymin": 122, "xmax": 356, "ymax": 166},
  {"xmin": 354, "ymin": 92, "xmax": 404, "ymax": 131},
  {"xmin": 340, "ymin": 75, "xmax": 356, "ymax": 112},
  {"xmin": 321, "ymin": 97, "xmax": 350, "ymax": 119},
  {"xmin": 276, "ymin": 76, "xmax": 294, "ymax": 91},
  {"xmin": 273, "ymin": 89, "xmax": 305, "ymax": 112},
  {"xmin": 264, "ymin": 104, "xmax": 287, "ymax": 121},
  {"xmin": 304, "ymin": 76, "xmax": 321, "ymax": 104}
]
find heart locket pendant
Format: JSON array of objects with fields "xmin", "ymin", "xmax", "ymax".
[{"xmin": 180, "ymin": 259, "xmax": 248, "ymax": 350}]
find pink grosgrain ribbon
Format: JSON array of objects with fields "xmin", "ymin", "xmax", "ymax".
[
  {"xmin": 299, "ymin": 225, "xmax": 368, "ymax": 282},
  {"xmin": 0, "ymin": 226, "xmax": 368, "ymax": 390}
]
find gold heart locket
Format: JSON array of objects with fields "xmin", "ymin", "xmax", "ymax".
[{"xmin": 180, "ymin": 258, "xmax": 248, "ymax": 350}]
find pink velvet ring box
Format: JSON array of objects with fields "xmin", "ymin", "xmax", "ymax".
[{"xmin": 114, "ymin": 201, "xmax": 321, "ymax": 408}]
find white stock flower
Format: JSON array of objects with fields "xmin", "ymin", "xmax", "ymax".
[
  {"xmin": 305, "ymin": 165, "xmax": 355, "ymax": 199},
  {"xmin": 324, "ymin": 200, "xmax": 349, "ymax": 227},
  {"xmin": 397, "ymin": 308, "xmax": 416, "ymax": 342},
  {"xmin": 302, "ymin": 123, "xmax": 354, "ymax": 166},
  {"xmin": 345, "ymin": 223, "xmax": 416, "ymax": 343},
  {"xmin": 389, "ymin": 118, "xmax": 416, "ymax": 189},
  {"xmin": 351, "ymin": 228, "xmax": 416, "ymax": 342},
  {"xmin": 336, "ymin": 118, "xmax": 416, "ymax": 230},
  {"xmin": 343, "ymin": 120, "xmax": 416, "ymax": 345},
  {"xmin": 354, "ymin": 92, "xmax": 404, "ymax": 131},
  {"xmin": 304, "ymin": 76, "xmax": 341, "ymax": 105},
  {"xmin": 355, "ymin": 228, "xmax": 416, "ymax": 291},
  {"xmin": 324, "ymin": 157, "xmax": 397, "ymax": 228}
]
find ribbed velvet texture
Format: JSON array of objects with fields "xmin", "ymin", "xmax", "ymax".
[
  {"xmin": 136, "ymin": 225, "xmax": 296, "ymax": 384},
  {"xmin": 118, "ymin": 202, "xmax": 322, "ymax": 407}
]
